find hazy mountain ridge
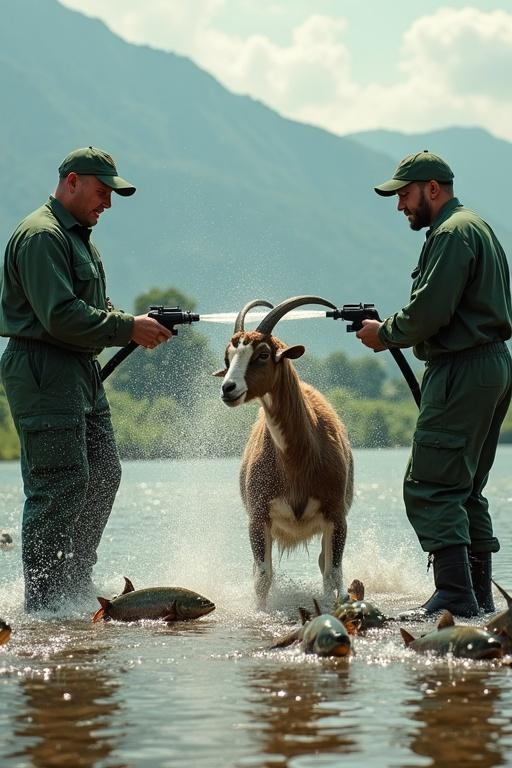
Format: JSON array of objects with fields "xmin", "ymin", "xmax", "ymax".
[{"xmin": 0, "ymin": 0, "xmax": 510, "ymax": 358}]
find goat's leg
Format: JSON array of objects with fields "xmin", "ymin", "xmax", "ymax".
[
  {"xmin": 249, "ymin": 518, "xmax": 273, "ymax": 609},
  {"xmin": 320, "ymin": 519, "xmax": 347, "ymax": 606}
]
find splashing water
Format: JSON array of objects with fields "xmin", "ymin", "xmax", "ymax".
[{"xmin": 199, "ymin": 309, "xmax": 328, "ymax": 324}]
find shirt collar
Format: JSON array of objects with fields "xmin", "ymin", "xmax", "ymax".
[
  {"xmin": 47, "ymin": 196, "xmax": 93, "ymax": 243},
  {"xmin": 426, "ymin": 197, "xmax": 462, "ymax": 238}
]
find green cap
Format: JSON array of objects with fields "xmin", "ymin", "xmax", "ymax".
[
  {"xmin": 58, "ymin": 146, "xmax": 136, "ymax": 196},
  {"xmin": 374, "ymin": 150, "xmax": 454, "ymax": 196}
]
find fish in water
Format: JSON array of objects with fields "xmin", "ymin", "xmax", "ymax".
[
  {"xmin": 301, "ymin": 614, "xmax": 352, "ymax": 657},
  {"xmin": 271, "ymin": 600, "xmax": 352, "ymax": 657},
  {"xmin": 92, "ymin": 577, "xmax": 215, "ymax": 623},
  {"xmin": 484, "ymin": 581, "xmax": 512, "ymax": 654},
  {"xmin": 333, "ymin": 579, "xmax": 389, "ymax": 633},
  {"xmin": 400, "ymin": 610, "xmax": 503, "ymax": 660},
  {"xmin": 0, "ymin": 531, "xmax": 13, "ymax": 546},
  {"xmin": 0, "ymin": 619, "xmax": 11, "ymax": 646}
]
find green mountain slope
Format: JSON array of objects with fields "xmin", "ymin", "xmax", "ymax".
[{"xmin": 0, "ymin": 0, "xmax": 509, "ymax": 360}]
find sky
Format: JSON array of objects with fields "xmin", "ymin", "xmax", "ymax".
[{"xmin": 59, "ymin": 0, "xmax": 512, "ymax": 141}]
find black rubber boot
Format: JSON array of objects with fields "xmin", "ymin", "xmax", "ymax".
[
  {"xmin": 399, "ymin": 545, "xmax": 479, "ymax": 620},
  {"xmin": 469, "ymin": 551, "xmax": 495, "ymax": 613}
]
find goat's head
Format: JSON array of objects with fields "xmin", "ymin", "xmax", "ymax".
[{"xmin": 215, "ymin": 296, "xmax": 336, "ymax": 407}]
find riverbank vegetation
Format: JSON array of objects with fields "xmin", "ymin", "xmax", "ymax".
[{"xmin": 1, "ymin": 287, "xmax": 511, "ymax": 460}]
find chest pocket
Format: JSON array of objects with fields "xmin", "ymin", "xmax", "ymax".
[{"xmin": 74, "ymin": 256, "xmax": 99, "ymax": 281}]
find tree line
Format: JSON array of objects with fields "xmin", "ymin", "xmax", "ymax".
[{"xmin": 1, "ymin": 287, "xmax": 511, "ymax": 460}]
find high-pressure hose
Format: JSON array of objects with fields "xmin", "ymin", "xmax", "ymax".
[
  {"xmin": 99, "ymin": 306, "xmax": 200, "ymax": 382},
  {"xmin": 326, "ymin": 303, "xmax": 421, "ymax": 407}
]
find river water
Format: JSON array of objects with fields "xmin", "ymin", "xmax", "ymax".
[{"xmin": 1, "ymin": 447, "xmax": 512, "ymax": 768}]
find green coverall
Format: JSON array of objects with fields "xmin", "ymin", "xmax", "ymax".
[
  {"xmin": 0, "ymin": 196, "xmax": 134, "ymax": 611},
  {"xmin": 379, "ymin": 198, "xmax": 512, "ymax": 554}
]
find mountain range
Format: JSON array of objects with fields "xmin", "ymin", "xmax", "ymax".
[{"xmin": 1, "ymin": 0, "xmax": 510, "ymax": 358}]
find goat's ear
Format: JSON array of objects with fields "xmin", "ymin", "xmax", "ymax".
[
  {"xmin": 275, "ymin": 345, "xmax": 305, "ymax": 362},
  {"xmin": 212, "ymin": 368, "xmax": 227, "ymax": 378}
]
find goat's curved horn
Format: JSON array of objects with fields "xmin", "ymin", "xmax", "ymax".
[
  {"xmin": 234, "ymin": 299, "xmax": 274, "ymax": 333},
  {"xmin": 255, "ymin": 295, "xmax": 336, "ymax": 336}
]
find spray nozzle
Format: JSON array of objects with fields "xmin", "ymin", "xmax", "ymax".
[
  {"xmin": 148, "ymin": 306, "xmax": 200, "ymax": 335},
  {"xmin": 326, "ymin": 303, "xmax": 381, "ymax": 332}
]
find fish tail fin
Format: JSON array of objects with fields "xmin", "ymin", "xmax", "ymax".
[
  {"xmin": 400, "ymin": 628, "xmax": 415, "ymax": 646},
  {"xmin": 92, "ymin": 597, "xmax": 111, "ymax": 623},
  {"xmin": 270, "ymin": 629, "xmax": 300, "ymax": 649},
  {"xmin": 492, "ymin": 580, "xmax": 512, "ymax": 607}
]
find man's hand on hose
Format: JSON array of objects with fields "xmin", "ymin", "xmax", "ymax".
[
  {"xmin": 132, "ymin": 315, "xmax": 173, "ymax": 349},
  {"xmin": 356, "ymin": 319, "xmax": 387, "ymax": 351}
]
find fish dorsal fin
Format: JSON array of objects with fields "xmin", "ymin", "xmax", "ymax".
[
  {"xmin": 348, "ymin": 579, "xmax": 365, "ymax": 601},
  {"xmin": 437, "ymin": 610, "xmax": 455, "ymax": 629},
  {"xmin": 122, "ymin": 577, "xmax": 135, "ymax": 595},
  {"xmin": 400, "ymin": 628, "xmax": 415, "ymax": 646},
  {"xmin": 492, "ymin": 580, "xmax": 512, "ymax": 607},
  {"xmin": 299, "ymin": 607, "xmax": 311, "ymax": 625},
  {"xmin": 312, "ymin": 599, "xmax": 322, "ymax": 616}
]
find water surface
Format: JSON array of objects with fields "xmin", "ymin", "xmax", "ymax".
[{"xmin": 1, "ymin": 448, "xmax": 512, "ymax": 767}]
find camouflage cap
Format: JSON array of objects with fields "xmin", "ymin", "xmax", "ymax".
[
  {"xmin": 374, "ymin": 150, "xmax": 454, "ymax": 196},
  {"xmin": 58, "ymin": 146, "xmax": 136, "ymax": 196}
]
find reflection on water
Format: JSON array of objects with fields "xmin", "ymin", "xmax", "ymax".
[
  {"xmin": 8, "ymin": 642, "xmax": 124, "ymax": 768},
  {"xmin": 405, "ymin": 667, "xmax": 510, "ymax": 768},
  {"xmin": 240, "ymin": 661, "xmax": 355, "ymax": 766},
  {"xmin": 1, "ymin": 449, "xmax": 512, "ymax": 768}
]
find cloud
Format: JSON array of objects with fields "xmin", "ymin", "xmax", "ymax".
[
  {"xmin": 202, "ymin": 16, "xmax": 352, "ymax": 112},
  {"xmin": 199, "ymin": 6, "xmax": 512, "ymax": 140},
  {"xmin": 59, "ymin": 2, "xmax": 512, "ymax": 141},
  {"xmin": 401, "ymin": 8, "xmax": 512, "ymax": 99}
]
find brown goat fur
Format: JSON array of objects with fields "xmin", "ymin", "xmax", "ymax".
[{"xmin": 219, "ymin": 330, "xmax": 354, "ymax": 608}]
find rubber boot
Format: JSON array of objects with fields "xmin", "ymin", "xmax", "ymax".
[
  {"xmin": 399, "ymin": 545, "xmax": 479, "ymax": 620},
  {"xmin": 469, "ymin": 551, "xmax": 495, "ymax": 613}
]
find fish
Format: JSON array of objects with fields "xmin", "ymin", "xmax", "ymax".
[
  {"xmin": 92, "ymin": 577, "xmax": 215, "ymax": 623},
  {"xmin": 271, "ymin": 600, "xmax": 352, "ymax": 657},
  {"xmin": 400, "ymin": 610, "xmax": 503, "ymax": 660},
  {"xmin": 0, "ymin": 532, "xmax": 13, "ymax": 546},
  {"xmin": 333, "ymin": 579, "xmax": 389, "ymax": 633},
  {"xmin": 484, "ymin": 581, "xmax": 512, "ymax": 653},
  {"xmin": 301, "ymin": 614, "xmax": 352, "ymax": 657},
  {"xmin": 0, "ymin": 619, "xmax": 11, "ymax": 646}
]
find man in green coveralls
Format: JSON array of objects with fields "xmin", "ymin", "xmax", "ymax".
[
  {"xmin": 357, "ymin": 151, "xmax": 512, "ymax": 618},
  {"xmin": 0, "ymin": 147, "xmax": 172, "ymax": 612}
]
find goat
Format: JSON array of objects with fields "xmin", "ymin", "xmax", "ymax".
[{"xmin": 215, "ymin": 296, "xmax": 354, "ymax": 609}]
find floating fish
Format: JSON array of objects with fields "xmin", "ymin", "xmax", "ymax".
[
  {"xmin": 301, "ymin": 613, "xmax": 352, "ymax": 657},
  {"xmin": 92, "ymin": 577, "xmax": 215, "ymax": 623},
  {"xmin": 0, "ymin": 532, "xmax": 13, "ymax": 546},
  {"xmin": 0, "ymin": 619, "xmax": 11, "ymax": 646},
  {"xmin": 333, "ymin": 579, "xmax": 389, "ymax": 633},
  {"xmin": 484, "ymin": 581, "xmax": 512, "ymax": 653},
  {"xmin": 400, "ymin": 610, "xmax": 503, "ymax": 660},
  {"xmin": 271, "ymin": 600, "xmax": 352, "ymax": 657}
]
